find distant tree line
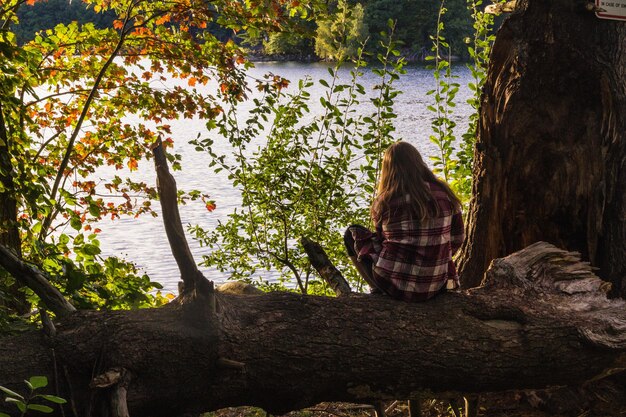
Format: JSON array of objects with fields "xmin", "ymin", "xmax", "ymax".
[
  {"xmin": 14, "ymin": 0, "xmax": 114, "ymax": 44},
  {"xmin": 14, "ymin": 0, "xmax": 479, "ymax": 61},
  {"xmin": 262, "ymin": 0, "xmax": 478, "ymax": 61}
]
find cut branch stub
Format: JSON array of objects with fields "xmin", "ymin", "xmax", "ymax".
[
  {"xmin": 301, "ymin": 237, "xmax": 351, "ymax": 296},
  {"xmin": 91, "ymin": 368, "xmax": 131, "ymax": 417},
  {"xmin": 151, "ymin": 139, "xmax": 213, "ymax": 299},
  {"xmin": 0, "ymin": 244, "xmax": 76, "ymax": 318}
]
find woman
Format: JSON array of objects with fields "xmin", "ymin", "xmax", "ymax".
[{"xmin": 344, "ymin": 141, "xmax": 464, "ymax": 301}]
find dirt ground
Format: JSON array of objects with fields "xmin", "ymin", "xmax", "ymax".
[{"xmin": 207, "ymin": 381, "xmax": 626, "ymax": 417}]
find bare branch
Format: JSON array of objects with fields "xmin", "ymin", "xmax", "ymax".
[
  {"xmin": 151, "ymin": 139, "xmax": 213, "ymax": 298},
  {"xmin": 301, "ymin": 237, "xmax": 352, "ymax": 297}
]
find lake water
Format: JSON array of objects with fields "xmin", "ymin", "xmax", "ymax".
[{"xmin": 93, "ymin": 62, "xmax": 476, "ymax": 294}]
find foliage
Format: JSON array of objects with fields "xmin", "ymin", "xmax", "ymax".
[
  {"xmin": 457, "ymin": 0, "xmax": 499, "ymax": 197},
  {"xmin": 427, "ymin": 0, "xmax": 460, "ymax": 186},
  {"xmin": 12, "ymin": 0, "xmax": 490, "ymax": 63},
  {"xmin": 314, "ymin": 0, "xmax": 369, "ymax": 62},
  {"xmin": 253, "ymin": 12, "xmax": 317, "ymax": 58},
  {"xmin": 191, "ymin": 21, "xmax": 405, "ymax": 294},
  {"xmin": 263, "ymin": 30, "xmax": 313, "ymax": 57},
  {"xmin": 426, "ymin": 0, "xmax": 500, "ymax": 204},
  {"xmin": 0, "ymin": 376, "xmax": 66, "ymax": 417},
  {"xmin": 361, "ymin": 0, "xmax": 467, "ymax": 57},
  {"xmin": 0, "ymin": 0, "xmax": 315, "ymax": 320},
  {"xmin": 13, "ymin": 0, "xmax": 115, "ymax": 44}
]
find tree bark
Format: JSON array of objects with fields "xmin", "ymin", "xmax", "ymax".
[
  {"xmin": 458, "ymin": 0, "xmax": 626, "ymax": 292},
  {"xmin": 1, "ymin": 243, "xmax": 626, "ymax": 417}
]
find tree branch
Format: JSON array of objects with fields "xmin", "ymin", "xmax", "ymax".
[
  {"xmin": 151, "ymin": 139, "xmax": 213, "ymax": 299},
  {"xmin": 301, "ymin": 237, "xmax": 351, "ymax": 296},
  {"xmin": 0, "ymin": 244, "xmax": 76, "ymax": 318}
]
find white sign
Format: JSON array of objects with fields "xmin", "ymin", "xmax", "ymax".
[{"xmin": 596, "ymin": 0, "xmax": 626, "ymax": 20}]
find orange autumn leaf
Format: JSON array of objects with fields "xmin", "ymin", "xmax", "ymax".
[
  {"xmin": 155, "ymin": 15, "xmax": 171, "ymax": 25},
  {"xmin": 128, "ymin": 159, "xmax": 138, "ymax": 171},
  {"xmin": 205, "ymin": 202, "xmax": 217, "ymax": 212},
  {"xmin": 188, "ymin": 77, "xmax": 197, "ymax": 87},
  {"xmin": 113, "ymin": 20, "xmax": 124, "ymax": 30}
]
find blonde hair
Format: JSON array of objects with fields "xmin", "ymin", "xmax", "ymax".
[{"xmin": 371, "ymin": 141, "xmax": 460, "ymax": 222}]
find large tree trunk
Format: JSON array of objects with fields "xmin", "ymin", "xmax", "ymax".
[
  {"xmin": 1, "ymin": 243, "xmax": 626, "ymax": 417},
  {"xmin": 458, "ymin": 0, "xmax": 626, "ymax": 292}
]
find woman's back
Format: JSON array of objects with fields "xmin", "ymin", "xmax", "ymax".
[
  {"xmin": 345, "ymin": 141, "xmax": 464, "ymax": 301},
  {"xmin": 364, "ymin": 181, "xmax": 463, "ymax": 301}
]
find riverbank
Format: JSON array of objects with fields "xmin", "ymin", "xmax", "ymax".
[{"xmin": 245, "ymin": 48, "xmax": 463, "ymax": 65}]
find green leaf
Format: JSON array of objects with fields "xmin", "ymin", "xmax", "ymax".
[
  {"xmin": 82, "ymin": 244, "xmax": 101, "ymax": 256},
  {"xmin": 88, "ymin": 204, "xmax": 101, "ymax": 217},
  {"xmin": 59, "ymin": 234, "xmax": 70, "ymax": 245},
  {"xmin": 0, "ymin": 386, "xmax": 24, "ymax": 400},
  {"xmin": 38, "ymin": 395, "xmax": 67, "ymax": 404},
  {"xmin": 27, "ymin": 404, "xmax": 54, "ymax": 413},
  {"xmin": 29, "ymin": 376, "xmax": 48, "ymax": 390},
  {"xmin": 70, "ymin": 217, "xmax": 82, "ymax": 231},
  {"xmin": 6, "ymin": 398, "xmax": 26, "ymax": 413}
]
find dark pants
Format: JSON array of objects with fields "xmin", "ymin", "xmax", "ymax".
[
  {"xmin": 343, "ymin": 224, "xmax": 372, "ymax": 257},
  {"xmin": 344, "ymin": 225, "xmax": 382, "ymax": 293}
]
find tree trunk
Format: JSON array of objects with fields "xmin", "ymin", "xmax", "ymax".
[
  {"xmin": 1, "ymin": 243, "xmax": 626, "ymax": 417},
  {"xmin": 0, "ymin": 107, "xmax": 20, "ymax": 257},
  {"xmin": 458, "ymin": 0, "xmax": 626, "ymax": 292},
  {"xmin": 0, "ymin": 104, "xmax": 28, "ymax": 315}
]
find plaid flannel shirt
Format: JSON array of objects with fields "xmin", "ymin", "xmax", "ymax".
[{"xmin": 352, "ymin": 181, "xmax": 464, "ymax": 301}]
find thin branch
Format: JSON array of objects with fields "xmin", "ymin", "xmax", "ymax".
[
  {"xmin": 25, "ymin": 89, "xmax": 92, "ymax": 108},
  {"xmin": 32, "ymin": 130, "xmax": 64, "ymax": 162},
  {"xmin": 279, "ymin": 213, "xmax": 305, "ymax": 294}
]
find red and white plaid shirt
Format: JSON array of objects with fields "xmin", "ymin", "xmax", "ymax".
[{"xmin": 352, "ymin": 181, "xmax": 464, "ymax": 301}]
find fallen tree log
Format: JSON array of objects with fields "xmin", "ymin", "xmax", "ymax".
[{"xmin": 1, "ymin": 243, "xmax": 626, "ymax": 417}]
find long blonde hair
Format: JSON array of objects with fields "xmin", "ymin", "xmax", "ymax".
[{"xmin": 371, "ymin": 141, "xmax": 461, "ymax": 222}]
